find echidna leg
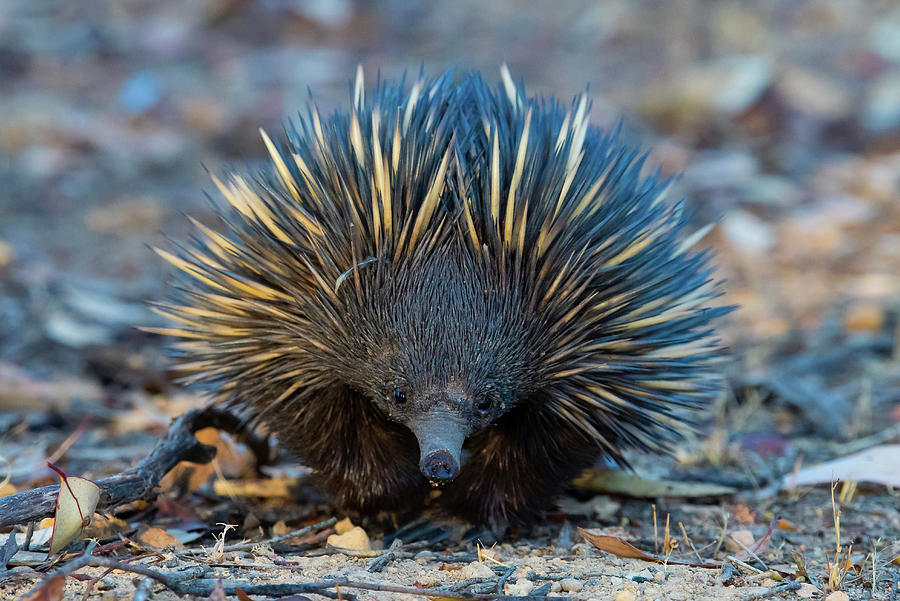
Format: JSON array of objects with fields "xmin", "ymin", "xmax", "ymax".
[{"xmin": 278, "ymin": 386, "xmax": 426, "ymax": 516}]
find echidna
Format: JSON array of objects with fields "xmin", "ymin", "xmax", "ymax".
[{"xmin": 153, "ymin": 67, "xmax": 729, "ymax": 526}]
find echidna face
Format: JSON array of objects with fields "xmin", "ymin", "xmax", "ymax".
[{"xmin": 338, "ymin": 251, "xmax": 531, "ymax": 484}]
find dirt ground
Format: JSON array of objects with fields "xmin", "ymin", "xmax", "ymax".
[{"xmin": 2, "ymin": 1, "xmax": 900, "ymax": 600}]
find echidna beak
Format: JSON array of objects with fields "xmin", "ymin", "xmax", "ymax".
[{"xmin": 409, "ymin": 413, "xmax": 466, "ymax": 485}]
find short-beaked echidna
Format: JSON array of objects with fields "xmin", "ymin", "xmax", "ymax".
[{"xmin": 154, "ymin": 67, "xmax": 729, "ymax": 526}]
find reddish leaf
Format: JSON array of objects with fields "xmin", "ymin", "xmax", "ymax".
[
  {"xmin": 235, "ymin": 589, "xmax": 253, "ymax": 601},
  {"xmin": 22, "ymin": 574, "xmax": 66, "ymax": 601},
  {"xmin": 578, "ymin": 528, "xmax": 721, "ymax": 568}
]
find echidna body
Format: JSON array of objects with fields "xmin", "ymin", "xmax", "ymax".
[{"xmin": 155, "ymin": 68, "xmax": 729, "ymax": 526}]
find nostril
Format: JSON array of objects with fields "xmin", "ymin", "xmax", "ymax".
[{"xmin": 420, "ymin": 449, "xmax": 459, "ymax": 482}]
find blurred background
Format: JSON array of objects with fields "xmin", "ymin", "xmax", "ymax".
[{"xmin": 0, "ymin": 0, "xmax": 898, "ymax": 476}]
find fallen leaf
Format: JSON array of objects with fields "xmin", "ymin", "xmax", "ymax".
[
  {"xmin": 82, "ymin": 514, "xmax": 129, "ymax": 540},
  {"xmin": 235, "ymin": 590, "xmax": 253, "ymax": 601},
  {"xmin": 574, "ymin": 468, "xmax": 736, "ymax": 497},
  {"xmin": 731, "ymin": 504, "xmax": 755, "ymax": 525},
  {"xmin": 731, "ymin": 520, "xmax": 773, "ymax": 562},
  {"xmin": 22, "ymin": 574, "xmax": 66, "ymax": 601},
  {"xmin": 578, "ymin": 528, "xmax": 721, "ymax": 568},
  {"xmin": 777, "ymin": 518, "xmax": 797, "ymax": 531},
  {"xmin": 47, "ymin": 463, "xmax": 101, "ymax": 555},
  {"xmin": 724, "ymin": 529, "xmax": 755, "ymax": 553},
  {"xmin": 776, "ymin": 445, "xmax": 900, "ymax": 490},
  {"xmin": 212, "ymin": 477, "xmax": 297, "ymax": 498},
  {"xmin": 136, "ymin": 526, "xmax": 183, "ymax": 549}
]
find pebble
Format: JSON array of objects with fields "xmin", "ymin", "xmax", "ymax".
[
  {"xmin": 326, "ymin": 526, "xmax": 370, "ymax": 551},
  {"xmin": 559, "ymin": 578, "xmax": 583, "ymax": 592},
  {"xmin": 613, "ymin": 590, "xmax": 635, "ymax": 601},
  {"xmin": 505, "ymin": 579, "xmax": 534, "ymax": 596},
  {"xmin": 863, "ymin": 73, "xmax": 900, "ymax": 131},
  {"xmin": 459, "ymin": 561, "xmax": 495, "ymax": 580},
  {"xmin": 722, "ymin": 210, "xmax": 775, "ymax": 255},
  {"xmin": 797, "ymin": 583, "xmax": 820, "ymax": 598},
  {"xmin": 333, "ymin": 517, "xmax": 355, "ymax": 535},
  {"xmin": 709, "ymin": 55, "xmax": 773, "ymax": 114},
  {"xmin": 117, "ymin": 71, "xmax": 162, "ymax": 115},
  {"xmin": 777, "ymin": 66, "xmax": 852, "ymax": 120},
  {"xmin": 825, "ymin": 592, "xmax": 850, "ymax": 601}
]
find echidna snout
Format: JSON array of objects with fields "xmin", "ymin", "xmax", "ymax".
[{"xmin": 408, "ymin": 408, "xmax": 468, "ymax": 484}]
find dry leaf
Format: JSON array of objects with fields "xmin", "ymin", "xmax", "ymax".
[
  {"xmin": 574, "ymin": 468, "xmax": 736, "ymax": 497},
  {"xmin": 777, "ymin": 445, "xmax": 900, "ymax": 490},
  {"xmin": 22, "ymin": 574, "xmax": 66, "ymax": 601},
  {"xmin": 136, "ymin": 526, "xmax": 184, "ymax": 549},
  {"xmin": 577, "ymin": 528, "xmax": 721, "ymax": 568},
  {"xmin": 731, "ymin": 504, "xmax": 755, "ymax": 525},
  {"xmin": 213, "ymin": 478, "xmax": 297, "ymax": 498},
  {"xmin": 235, "ymin": 589, "xmax": 253, "ymax": 601},
  {"xmin": 777, "ymin": 518, "xmax": 797, "ymax": 531},
  {"xmin": 82, "ymin": 514, "xmax": 129, "ymax": 540},
  {"xmin": 47, "ymin": 463, "xmax": 100, "ymax": 555}
]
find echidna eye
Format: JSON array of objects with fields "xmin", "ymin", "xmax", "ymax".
[
  {"xmin": 474, "ymin": 398, "xmax": 492, "ymax": 417},
  {"xmin": 392, "ymin": 388, "xmax": 407, "ymax": 406}
]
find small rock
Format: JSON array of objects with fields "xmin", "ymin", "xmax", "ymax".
[
  {"xmin": 863, "ymin": 73, "xmax": 900, "ymax": 131},
  {"xmin": 117, "ymin": 71, "xmax": 162, "ymax": 115},
  {"xmin": 777, "ymin": 66, "xmax": 852, "ymax": 120},
  {"xmin": 505, "ymin": 579, "xmax": 534, "ymax": 596},
  {"xmin": 334, "ymin": 517, "xmax": 355, "ymax": 535},
  {"xmin": 613, "ymin": 590, "xmax": 635, "ymax": 601},
  {"xmin": 85, "ymin": 197, "xmax": 163, "ymax": 234},
  {"xmin": 825, "ymin": 591, "xmax": 850, "ymax": 601},
  {"xmin": 725, "ymin": 529, "xmax": 755, "ymax": 552},
  {"xmin": 722, "ymin": 210, "xmax": 775, "ymax": 255},
  {"xmin": 870, "ymin": 9, "xmax": 900, "ymax": 62},
  {"xmin": 710, "ymin": 55, "xmax": 773, "ymax": 114},
  {"xmin": 550, "ymin": 581, "xmax": 562, "ymax": 593},
  {"xmin": 797, "ymin": 583, "xmax": 820, "ymax": 598},
  {"xmin": 459, "ymin": 561, "xmax": 494, "ymax": 580},
  {"xmin": 416, "ymin": 572, "xmax": 439, "ymax": 587},
  {"xmin": 326, "ymin": 526, "xmax": 370, "ymax": 551},
  {"xmin": 559, "ymin": 578, "xmax": 583, "ymax": 592},
  {"xmin": 271, "ymin": 521, "xmax": 290, "ymax": 536},
  {"xmin": 627, "ymin": 569, "xmax": 654, "ymax": 582}
]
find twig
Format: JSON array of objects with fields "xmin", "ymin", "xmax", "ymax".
[
  {"xmin": 679, "ymin": 521, "xmax": 704, "ymax": 564},
  {"xmin": 739, "ymin": 581, "xmax": 801, "ymax": 600},
  {"xmin": 175, "ymin": 517, "xmax": 337, "ymax": 557},
  {"xmin": 23, "ymin": 521, "xmax": 34, "ymax": 552},
  {"xmin": 366, "ymin": 538, "xmax": 402, "ymax": 572},
  {"xmin": 497, "ymin": 566, "xmax": 516, "ymax": 594},
  {"xmin": 131, "ymin": 577, "xmax": 155, "ymax": 601},
  {"xmin": 727, "ymin": 556, "xmax": 764, "ymax": 574},
  {"xmin": 0, "ymin": 407, "xmax": 260, "ymax": 527}
]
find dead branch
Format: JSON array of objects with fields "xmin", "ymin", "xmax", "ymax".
[{"xmin": 0, "ymin": 406, "xmax": 261, "ymax": 527}]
